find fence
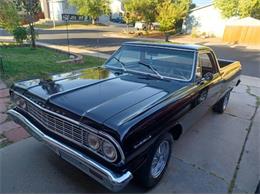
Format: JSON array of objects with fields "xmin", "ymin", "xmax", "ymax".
[{"xmin": 223, "ymin": 25, "xmax": 260, "ymax": 45}]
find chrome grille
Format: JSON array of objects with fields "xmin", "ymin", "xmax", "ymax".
[
  {"xmin": 27, "ymin": 101, "xmax": 88, "ymax": 147},
  {"xmin": 11, "ymin": 91, "xmax": 124, "ymax": 162}
]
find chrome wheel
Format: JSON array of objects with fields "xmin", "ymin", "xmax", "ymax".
[{"xmin": 150, "ymin": 140, "xmax": 170, "ymax": 178}]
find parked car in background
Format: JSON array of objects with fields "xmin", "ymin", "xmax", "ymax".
[
  {"xmin": 8, "ymin": 42, "xmax": 241, "ymax": 192},
  {"xmin": 111, "ymin": 18, "xmax": 126, "ymax": 24},
  {"xmin": 135, "ymin": 22, "xmax": 147, "ymax": 30},
  {"xmin": 151, "ymin": 22, "xmax": 160, "ymax": 30}
]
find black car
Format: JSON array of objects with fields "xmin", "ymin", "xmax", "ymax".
[{"xmin": 8, "ymin": 42, "xmax": 241, "ymax": 191}]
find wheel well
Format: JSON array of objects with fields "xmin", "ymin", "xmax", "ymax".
[{"xmin": 169, "ymin": 124, "xmax": 183, "ymax": 140}]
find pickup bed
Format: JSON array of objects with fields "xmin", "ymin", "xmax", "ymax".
[{"xmin": 8, "ymin": 42, "xmax": 241, "ymax": 191}]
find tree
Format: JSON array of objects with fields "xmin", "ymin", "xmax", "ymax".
[
  {"xmin": 157, "ymin": 0, "xmax": 190, "ymax": 41},
  {"xmin": 238, "ymin": 0, "xmax": 260, "ymax": 18},
  {"xmin": 157, "ymin": 0, "xmax": 176, "ymax": 36},
  {"xmin": 141, "ymin": 0, "xmax": 160, "ymax": 25},
  {"xmin": 123, "ymin": 0, "xmax": 142, "ymax": 23},
  {"xmin": 69, "ymin": 0, "xmax": 111, "ymax": 24},
  {"xmin": 214, "ymin": 0, "xmax": 260, "ymax": 19},
  {"xmin": 123, "ymin": 0, "xmax": 162, "ymax": 26},
  {"xmin": 14, "ymin": 0, "xmax": 41, "ymax": 48},
  {"xmin": 0, "ymin": 0, "xmax": 20, "ymax": 33},
  {"xmin": 213, "ymin": 0, "xmax": 239, "ymax": 18}
]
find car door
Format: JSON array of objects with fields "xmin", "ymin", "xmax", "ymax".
[
  {"xmin": 179, "ymin": 50, "xmax": 223, "ymax": 133},
  {"xmin": 196, "ymin": 51, "xmax": 223, "ymax": 109}
]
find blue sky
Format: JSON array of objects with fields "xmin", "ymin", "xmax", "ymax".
[{"xmin": 193, "ymin": 0, "xmax": 212, "ymax": 6}]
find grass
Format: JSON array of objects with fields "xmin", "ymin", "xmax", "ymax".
[{"xmin": 0, "ymin": 45, "xmax": 105, "ymax": 86}]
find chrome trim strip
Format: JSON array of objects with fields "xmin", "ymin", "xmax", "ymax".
[
  {"xmin": 7, "ymin": 109, "xmax": 132, "ymax": 192},
  {"xmin": 11, "ymin": 91, "xmax": 126, "ymax": 163}
]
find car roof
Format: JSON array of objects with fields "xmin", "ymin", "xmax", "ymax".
[{"xmin": 122, "ymin": 41, "xmax": 210, "ymax": 51}]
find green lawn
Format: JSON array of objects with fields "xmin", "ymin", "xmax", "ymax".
[{"xmin": 0, "ymin": 46, "xmax": 105, "ymax": 86}]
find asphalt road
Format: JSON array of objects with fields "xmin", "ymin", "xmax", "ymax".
[
  {"xmin": 37, "ymin": 27, "xmax": 134, "ymax": 53},
  {"xmin": 35, "ymin": 27, "xmax": 260, "ymax": 78}
]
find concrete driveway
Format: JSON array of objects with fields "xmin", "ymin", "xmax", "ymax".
[{"xmin": 0, "ymin": 75, "xmax": 259, "ymax": 193}]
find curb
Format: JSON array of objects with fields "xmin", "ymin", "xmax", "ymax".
[
  {"xmin": 36, "ymin": 44, "xmax": 84, "ymax": 64},
  {"xmin": 36, "ymin": 41, "xmax": 110, "ymax": 59}
]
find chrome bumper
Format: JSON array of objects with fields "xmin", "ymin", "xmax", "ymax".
[{"xmin": 7, "ymin": 109, "xmax": 133, "ymax": 192}]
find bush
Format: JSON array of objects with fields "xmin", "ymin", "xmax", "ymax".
[
  {"xmin": 191, "ymin": 27, "xmax": 200, "ymax": 38},
  {"xmin": 13, "ymin": 26, "xmax": 28, "ymax": 44}
]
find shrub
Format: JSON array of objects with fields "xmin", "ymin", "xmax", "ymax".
[
  {"xmin": 13, "ymin": 26, "xmax": 28, "ymax": 44},
  {"xmin": 191, "ymin": 27, "xmax": 200, "ymax": 38}
]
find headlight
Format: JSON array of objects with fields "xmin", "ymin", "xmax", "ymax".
[
  {"xmin": 102, "ymin": 141, "xmax": 117, "ymax": 161},
  {"xmin": 12, "ymin": 94, "xmax": 27, "ymax": 109},
  {"xmin": 17, "ymin": 98, "xmax": 27, "ymax": 109},
  {"xmin": 87, "ymin": 134, "xmax": 100, "ymax": 150}
]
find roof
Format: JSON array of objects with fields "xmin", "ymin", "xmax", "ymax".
[
  {"xmin": 123, "ymin": 41, "xmax": 209, "ymax": 51},
  {"xmin": 226, "ymin": 17, "xmax": 260, "ymax": 26},
  {"xmin": 190, "ymin": 3, "xmax": 213, "ymax": 12}
]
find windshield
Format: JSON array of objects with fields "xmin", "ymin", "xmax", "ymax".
[{"xmin": 104, "ymin": 45, "xmax": 195, "ymax": 81}]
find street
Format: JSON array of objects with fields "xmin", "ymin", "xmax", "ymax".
[
  {"xmin": 1, "ymin": 26, "xmax": 260, "ymax": 77},
  {"xmin": 35, "ymin": 27, "xmax": 260, "ymax": 78}
]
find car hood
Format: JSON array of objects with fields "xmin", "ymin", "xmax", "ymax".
[{"xmin": 14, "ymin": 67, "xmax": 186, "ymax": 131}]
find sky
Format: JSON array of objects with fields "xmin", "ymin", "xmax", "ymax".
[{"xmin": 192, "ymin": 0, "xmax": 212, "ymax": 6}]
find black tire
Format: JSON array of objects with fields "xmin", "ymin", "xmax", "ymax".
[
  {"xmin": 213, "ymin": 91, "xmax": 231, "ymax": 114},
  {"xmin": 135, "ymin": 133, "xmax": 173, "ymax": 188},
  {"xmin": 256, "ymin": 181, "xmax": 260, "ymax": 194}
]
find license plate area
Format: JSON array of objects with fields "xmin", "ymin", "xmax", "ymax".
[
  {"xmin": 46, "ymin": 143, "xmax": 60, "ymax": 156},
  {"xmin": 60, "ymin": 151, "xmax": 90, "ymax": 174}
]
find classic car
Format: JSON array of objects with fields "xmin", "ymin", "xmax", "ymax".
[{"xmin": 8, "ymin": 42, "xmax": 241, "ymax": 191}]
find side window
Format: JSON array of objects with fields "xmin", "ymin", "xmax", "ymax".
[{"xmin": 199, "ymin": 53, "xmax": 217, "ymax": 75}]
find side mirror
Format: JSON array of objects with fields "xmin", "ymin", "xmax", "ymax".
[{"xmin": 203, "ymin": 72, "xmax": 214, "ymax": 81}]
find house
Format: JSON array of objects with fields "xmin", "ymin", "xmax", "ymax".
[
  {"xmin": 39, "ymin": 0, "xmax": 124, "ymax": 22},
  {"xmin": 182, "ymin": 4, "xmax": 237, "ymax": 37}
]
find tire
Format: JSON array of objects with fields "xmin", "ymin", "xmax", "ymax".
[
  {"xmin": 135, "ymin": 133, "xmax": 173, "ymax": 188},
  {"xmin": 213, "ymin": 91, "xmax": 231, "ymax": 114},
  {"xmin": 256, "ymin": 181, "xmax": 260, "ymax": 194}
]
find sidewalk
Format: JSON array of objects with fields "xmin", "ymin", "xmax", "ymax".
[
  {"xmin": 37, "ymin": 42, "xmax": 110, "ymax": 59},
  {"xmin": 0, "ymin": 80, "xmax": 30, "ymax": 147},
  {"xmin": 0, "ymin": 33, "xmax": 110, "ymax": 59}
]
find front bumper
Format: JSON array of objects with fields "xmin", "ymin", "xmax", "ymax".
[{"xmin": 7, "ymin": 109, "xmax": 133, "ymax": 192}]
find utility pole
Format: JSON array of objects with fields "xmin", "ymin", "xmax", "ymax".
[
  {"xmin": 65, "ymin": 19, "xmax": 70, "ymax": 58},
  {"xmin": 51, "ymin": 0, "xmax": 56, "ymax": 29}
]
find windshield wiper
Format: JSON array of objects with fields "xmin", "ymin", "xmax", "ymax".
[
  {"xmin": 112, "ymin": 57, "xmax": 127, "ymax": 71},
  {"xmin": 138, "ymin": 61, "xmax": 163, "ymax": 79}
]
